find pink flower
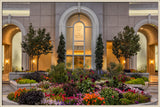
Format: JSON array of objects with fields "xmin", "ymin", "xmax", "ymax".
[{"xmin": 112, "ymin": 96, "xmax": 114, "ymax": 98}]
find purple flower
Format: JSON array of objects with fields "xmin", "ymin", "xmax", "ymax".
[
  {"xmin": 92, "ymin": 78, "xmax": 95, "ymax": 82},
  {"xmin": 135, "ymin": 101, "xmax": 139, "ymax": 104},
  {"xmin": 106, "ymin": 81, "xmax": 109, "ymax": 84},
  {"xmin": 80, "ymin": 79, "xmax": 83, "ymax": 83},
  {"xmin": 80, "ymin": 75, "xmax": 83, "ymax": 78},
  {"xmin": 113, "ymin": 77, "xmax": 116, "ymax": 80},
  {"xmin": 85, "ymin": 76, "xmax": 88, "ymax": 80},
  {"xmin": 91, "ymin": 84, "xmax": 94, "ymax": 88}
]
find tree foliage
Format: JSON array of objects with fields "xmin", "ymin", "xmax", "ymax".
[
  {"xmin": 22, "ymin": 23, "xmax": 53, "ymax": 71},
  {"xmin": 112, "ymin": 26, "xmax": 141, "ymax": 69},
  {"xmin": 95, "ymin": 34, "xmax": 104, "ymax": 71},
  {"xmin": 22, "ymin": 24, "xmax": 36, "ymax": 70},
  {"xmin": 57, "ymin": 33, "xmax": 66, "ymax": 64}
]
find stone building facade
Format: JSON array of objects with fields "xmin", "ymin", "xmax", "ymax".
[{"xmin": 2, "ymin": 2, "xmax": 158, "ymax": 76}]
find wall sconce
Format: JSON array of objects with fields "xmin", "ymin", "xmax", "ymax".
[
  {"xmin": 150, "ymin": 60, "xmax": 154, "ymax": 64},
  {"xmin": 32, "ymin": 59, "xmax": 35, "ymax": 64},
  {"xmin": 5, "ymin": 59, "xmax": 9, "ymax": 64}
]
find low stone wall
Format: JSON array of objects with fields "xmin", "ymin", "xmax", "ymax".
[
  {"xmin": 9, "ymin": 72, "xmax": 48, "ymax": 80},
  {"xmin": 126, "ymin": 82, "xmax": 149, "ymax": 90},
  {"xmin": 10, "ymin": 80, "xmax": 38, "ymax": 90},
  {"xmin": 125, "ymin": 73, "xmax": 149, "ymax": 78}
]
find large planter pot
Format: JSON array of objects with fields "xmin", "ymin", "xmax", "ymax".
[
  {"xmin": 10, "ymin": 80, "xmax": 38, "ymax": 90},
  {"xmin": 125, "ymin": 73, "xmax": 149, "ymax": 78},
  {"xmin": 126, "ymin": 82, "xmax": 149, "ymax": 90},
  {"xmin": 9, "ymin": 72, "xmax": 48, "ymax": 80}
]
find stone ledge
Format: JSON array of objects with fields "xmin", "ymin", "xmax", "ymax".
[
  {"xmin": 126, "ymin": 82, "xmax": 149, "ymax": 90},
  {"xmin": 3, "ymin": 95, "xmax": 18, "ymax": 105},
  {"xmin": 10, "ymin": 80, "xmax": 38, "ymax": 90},
  {"xmin": 125, "ymin": 73, "xmax": 149, "ymax": 78},
  {"xmin": 3, "ymin": 94, "xmax": 157, "ymax": 105}
]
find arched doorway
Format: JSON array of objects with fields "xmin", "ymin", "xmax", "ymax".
[
  {"xmin": 59, "ymin": 6, "xmax": 99, "ymax": 69},
  {"xmin": 137, "ymin": 24, "xmax": 158, "ymax": 75},
  {"xmin": 2, "ymin": 24, "xmax": 22, "ymax": 81}
]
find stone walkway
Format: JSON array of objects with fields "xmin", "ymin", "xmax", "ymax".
[{"xmin": 2, "ymin": 83, "xmax": 158, "ymax": 105}]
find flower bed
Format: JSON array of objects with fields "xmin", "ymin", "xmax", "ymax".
[
  {"xmin": 7, "ymin": 63, "xmax": 156, "ymax": 105},
  {"xmin": 8, "ymin": 78, "xmax": 153, "ymax": 105}
]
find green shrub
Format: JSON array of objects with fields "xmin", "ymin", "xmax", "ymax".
[
  {"xmin": 123, "ymin": 92, "xmax": 139, "ymax": 101},
  {"xmin": 141, "ymin": 77, "xmax": 149, "ymax": 82},
  {"xmin": 48, "ymin": 86, "xmax": 65, "ymax": 96},
  {"xmin": 49, "ymin": 63, "xmax": 68, "ymax": 83},
  {"xmin": 107, "ymin": 62, "xmax": 123, "ymax": 79},
  {"xmin": 62, "ymin": 81, "xmax": 78, "ymax": 97},
  {"xmin": 122, "ymin": 92, "xmax": 150, "ymax": 104},
  {"xmin": 70, "ymin": 68, "xmax": 88, "ymax": 81},
  {"xmin": 17, "ymin": 79, "xmax": 37, "ymax": 84},
  {"xmin": 99, "ymin": 87, "xmax": 119, "ymax": 105},
  {"xmin": 106, "ymin": 77, "xmax": 120, "ymax": 88},
  {"xmin": 18, "ymin": 90, "xmax": 44, "ymax": 105},
  {"xmin": 37, "ymin": 80, "xmax": 51, "ymax": 89},
  {"xmin": 23, "ymin": 72, "xmax": 41, "ymax": 82},
  {"xmin": 120, "ymin": 98, "xmax": 132, "ymax": 105},
  {"xmin": 131, "ymin": 73, "xmax": 142, "ymax": 79},
  {"xmin": 125, "ymin": 78, "xmax": 145, "ymax": 85},
  {"xmin": 77, "ymin": 77, "xmax": 95, "ymax": 93},
  {"xmin": 7, "ymin": 92, "xmax": 15, "ymax": 101}
]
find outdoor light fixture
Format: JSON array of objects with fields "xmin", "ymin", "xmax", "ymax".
[
  {"xmin": 5, "ymin": 59, "xmax": 9, "ymax": 64},
  {"xmin": 123, "ymin": 60, "xmax": 126, "ymax": 64},
  {"xmin": 32, "ymin": 59, "xmax": 35, "ymax": 64},
  {"xmin": 140, "ymin": 28, "xmax": 143, "ymax": 30},
  {"xmin": 150, "ymin": 60, "xmax": 154, "ymax": 64}
]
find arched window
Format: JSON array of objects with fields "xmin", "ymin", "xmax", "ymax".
[{"xmin": 66, "ymin": 13, "xmax": 92, "ymax": 69}]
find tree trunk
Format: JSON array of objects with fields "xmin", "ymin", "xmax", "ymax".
[
  {"xmin": 31, "ymin": 56, "xmax": 33, "ymax": 71},
  {"xmin": 37, "ymin": 56, "xmax": 40, "ymax": 72},
  {"xmin": 118, "ymin": 58, "xmax": 120, "ymax": 63},
  {"xmin": 29, "ymin": 56, "xmax": 32, "ymax": 71},
  {"xmin": 125, "ymin": 58, "xmax": 130, "ymax": 70}
]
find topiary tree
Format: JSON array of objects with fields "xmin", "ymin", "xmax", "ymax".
[
  {"xmin": 57, "ymin": 33, "xmax": 66, "ymax": 64},
  {"xmin": 95, "ymin": 34, "xmax": 104, "ymax": 71},
  {"xmin": 112, "ymin": 26, "xmax": 141, "ymax": 69},
  {"xmin": 22, "ymin": 23, "xmax": 36, "ymax": 71}
]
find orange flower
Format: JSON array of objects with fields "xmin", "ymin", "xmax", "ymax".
[{"xmin": 103, "ymin": 101, "xmax": 105, "ymax": 104}]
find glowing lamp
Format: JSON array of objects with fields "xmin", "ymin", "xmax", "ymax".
[
  {"xmin": 32, "ymin": 60, "xmax": 35, "ymax": 64},
  {"xmin": 5, "ymin": 59, "xmax": 9, "ymax": 64},
  {"xmin": 150, "ymin": 60, "xmax": 154, "ymax": 64},
  {"xmin": 123, "ymin": 60, "xmax": 126, "ymax": 64}
]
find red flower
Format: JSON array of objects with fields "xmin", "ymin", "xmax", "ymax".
[{"xmin": 112, "ymin": 96, "xmax": 114, "ymax": 98}]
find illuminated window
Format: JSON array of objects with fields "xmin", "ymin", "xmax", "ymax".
[{"xmin": 66, "ymin": 14, "xmax": 92, "ymax": 69}]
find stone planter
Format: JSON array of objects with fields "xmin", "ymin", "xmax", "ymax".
[
  {"xmin": 10, "ymin": 80, "xmax": 38, "ymax": 90},
  {"xmin": 125, "ymin": 73, "xmax": 149, "ymax": 78},
  {"xmin": 126, "ymin": 82, "xmax": 149, "ymax": 90},
  {"xmin": 9, "ymin": 72, "xmax": 48, "ymax": 80},
  {"xmin": 5, "ymin": 96, "xmax": 157, "ymax": 105}
]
